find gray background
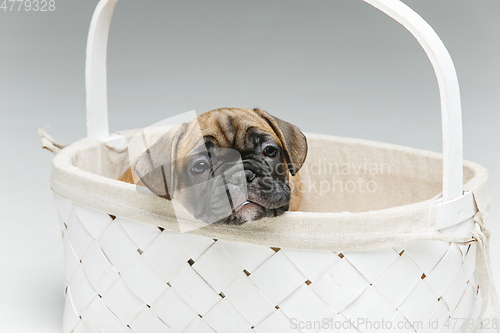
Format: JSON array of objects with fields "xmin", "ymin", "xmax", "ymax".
[{"xmin": 1, "ymin": 0, "xmax": 499, "ymax": 331}]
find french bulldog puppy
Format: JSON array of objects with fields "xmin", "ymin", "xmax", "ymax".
[{"xmin": 119, "ymin": 108, "xmax": 307, "ymax": 225}]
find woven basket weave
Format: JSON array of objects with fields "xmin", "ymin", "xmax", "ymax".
[
  {"xmin": 45, "ymin": 0, "xmax": 499, "ymax": 332},
  {"xmin": 55, "ymin": 192, "xmax": 483, "ymax": 333}
]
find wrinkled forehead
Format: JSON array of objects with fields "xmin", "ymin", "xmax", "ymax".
[{"xmin": 178, "ymin": 109, "xmax": 279, "ymax": 154}]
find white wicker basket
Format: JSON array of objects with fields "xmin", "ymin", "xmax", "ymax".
[{"xmin": 44, "ymin": 0, "xmax": 499, "ymax": 332}]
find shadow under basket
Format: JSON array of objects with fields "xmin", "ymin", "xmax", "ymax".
[{"xmin": 51, "ymin": 131, "xmax": 492, "ymax": 333}]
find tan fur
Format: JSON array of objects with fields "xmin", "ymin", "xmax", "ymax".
[
  {"xmin": 118, "ymin": 166, "xmax": 135, "ymax": 184},
  {"xmin": 288, "ymin": 173, "xmax": 302, "ymax": 211}
]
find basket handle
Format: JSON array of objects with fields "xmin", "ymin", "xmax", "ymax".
[{"xmin": 85, "ymin": 0, "xmax": 463, "ymax": 203}]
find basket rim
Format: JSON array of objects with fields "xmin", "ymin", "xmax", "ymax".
[{"xmin": 50, "ymin": 130, "xmax": 490, "ymax": 252}]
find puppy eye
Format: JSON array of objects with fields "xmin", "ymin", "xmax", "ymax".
[
  {"xmin": 191, "ymin": 161, "xmax": 210, "ymax": 174},
  {"xmin": 263, "ymin": 146, "xmax": 278, "ymax": 158}
]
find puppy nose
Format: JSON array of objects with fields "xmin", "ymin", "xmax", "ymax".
[
  {"xmin": 227, "ymin": 169, "xmax": 255, "ymax": 186},
  {"xmin": 245, "ymin": 170, "xmax": 256, "ymax": 183}
]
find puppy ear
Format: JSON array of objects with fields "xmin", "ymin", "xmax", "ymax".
[
  {"xmin": 134, "ymin": 124, "xmax": 187, "ymax": 200},
  {"xmin": 253, "ymin": 108, "xmax": 308, "ymax": 176}
]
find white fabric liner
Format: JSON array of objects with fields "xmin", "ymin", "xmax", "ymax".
[{"xmin": 50, "ymin": 130, "xmax": 491, "ymax": 252}]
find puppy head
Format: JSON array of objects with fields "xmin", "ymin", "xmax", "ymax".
[{"xmin": 134, "ymin": 108, "xmax": 307, "ymax": 224}]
